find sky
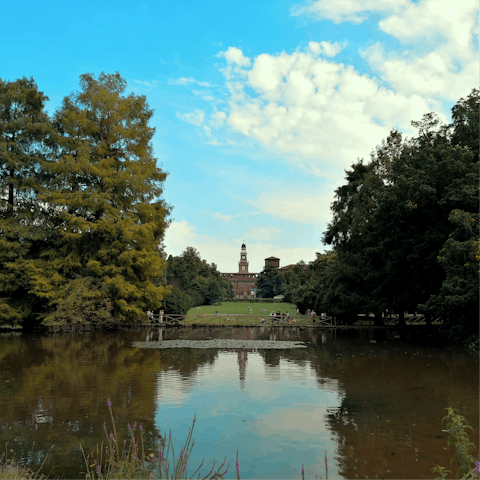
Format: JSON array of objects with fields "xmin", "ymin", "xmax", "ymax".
[{"xmin": 2, "ymin": 0, "xmax": 478, "ymax": 273}]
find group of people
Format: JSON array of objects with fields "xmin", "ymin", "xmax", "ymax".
[{"xmin": 267, "ymin": 310, "xmax": 295, "ymax": 324}]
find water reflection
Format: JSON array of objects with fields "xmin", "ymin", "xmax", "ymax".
[{"xmin": 0, "ymin": 327, "xmax": 477, "ymax": 479}]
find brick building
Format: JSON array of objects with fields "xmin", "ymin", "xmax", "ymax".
[{"xmin": 220, "ymin": 243, "xmax": 309, "ymax": 299}]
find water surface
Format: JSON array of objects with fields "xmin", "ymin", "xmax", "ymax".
[{"xmin": 0, "ymin": 326, "xmax": 477, "ymax": 479}]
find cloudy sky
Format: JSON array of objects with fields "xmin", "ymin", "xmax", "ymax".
[{"xmin": 2, "ymin": 0, "xmax": 478, "ymax": 273}]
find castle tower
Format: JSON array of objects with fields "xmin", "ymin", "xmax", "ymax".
[
  {"xmin": 265, "ymin": 256, "xmax": 280, "ymax": 269},
  {"xmin": 238, "ymin": 242, "xmax": 249, "ymax": 273}
]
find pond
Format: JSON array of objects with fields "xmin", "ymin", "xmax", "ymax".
[{"xmin": 0, "ymin": 326, "xmax": 477, "ymax": 479}]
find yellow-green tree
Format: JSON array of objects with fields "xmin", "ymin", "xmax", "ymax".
[
  {"xmin": 0, "ymin": 77, "xmax": 53, "ymax": 326},
  {"xmin": 28, "ymin": 72, "xmax": 171, "ymax": 326}
]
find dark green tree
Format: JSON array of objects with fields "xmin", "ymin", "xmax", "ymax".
[
  {"xmin": 28, "ymin": 72, "xmax": 171, "ymax": 326},
  {"xmin": 256, "ymin": 265, "xmax": 282, "ymax": 298},
  {"xmin": 422, "ymin": 89, "xmax": 479, "ymax": 347}
]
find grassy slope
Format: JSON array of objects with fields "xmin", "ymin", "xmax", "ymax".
[
  {"xmin": 186, "ymin": 302, "xmax": 299, "ymax": 317},
  {"xmin": 183, "ymin": 302, "xmax": 313, "ymax": 325}
]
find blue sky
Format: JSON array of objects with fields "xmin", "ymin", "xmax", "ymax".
[{"xmin": 2, "ymin": 0, "xmax": 478, "ymax": 273}]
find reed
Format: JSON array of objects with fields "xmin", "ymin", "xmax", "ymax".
[{"xmin": 1, "ymin": 403, "xmax": 477, "ymax": 479}]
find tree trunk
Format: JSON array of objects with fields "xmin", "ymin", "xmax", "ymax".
[
  {"xmin": 7, "ymin": 168, "xmax": 14, "ymax": 216},
  {"xmin": 425, "ymin": 311, "xmax": 432, "ymax": 327},
  {"xmin": 398, "ymin": 310, "xmax": 406, "ymax": 327}
]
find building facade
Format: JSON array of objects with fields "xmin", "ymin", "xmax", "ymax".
[
  {"xmin": 220, "ymin": 244, "xmax": 283, "ymax": 298},
  {"xmin": 220, "ymin": 243, "xmax": 309, "ymax": 299}
]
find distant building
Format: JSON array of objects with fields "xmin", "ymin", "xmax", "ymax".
[
  {"xmin": 220, "ymin": 243, "xmax": 259, "ymax": 298},
  {"xmin": 220, "ymin": 244, "xmax": 308, "ymax": 299}
]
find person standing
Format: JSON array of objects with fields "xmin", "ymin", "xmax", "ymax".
[
  {"xmin": 270, "ymin": 310, "xmax": 275, "ymax": 325},
  {"xmin": 296, "ymin": 308, "xmax": 299, "ymax": 315}
]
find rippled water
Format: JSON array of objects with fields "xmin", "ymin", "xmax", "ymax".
[{"xmin": 0, "ymin": 326, "xmax": 477, "ymax": 479}]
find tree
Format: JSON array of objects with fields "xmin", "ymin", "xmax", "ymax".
[
  {"xmin": 0, "ymin": 77, "xmax": 53, "ymax": 326},
  {"xmin": 164, "ymin": 248, "xmax": 232, "ymax": 306},
  {"xmin": 256, "ymin": 265, "xmax": 282, "ymax": 298},
  {"xmin": 322, "ymin": 155, "xmax": 387, "ymax": 322},
  {"xmin": 28, "ymin": 72, "xmax": 171, "ymax": 326},
  {"xmin": 422, "ymin": 89, "xmax": 479, "ymax": 348}
]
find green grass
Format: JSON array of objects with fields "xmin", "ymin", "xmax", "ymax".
[
  {"xmin": 186, "ymin": 302, "xmax": 299, "ymax": 317},
  {"xmin": 183, "ymin": 302, "xmax": 315, "ymax": 326}
]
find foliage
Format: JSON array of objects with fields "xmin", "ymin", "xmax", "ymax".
[
  {"xmin": 164, "ymin": 247, "xmax": 232, "ymax": 312},
  {"xmin": 83, "ymin": 401, "xmax": 237, "ymax": 480},
  {"xmin": 0, "ymin": 73, "xmax": 172, "ymax": 329},
  {"xmin": 0, "ymin": 77, "xmax": 53, "ymax": 327},
  {"xmin": 255, "ymin": 265, "xmax": 282, "ymax": 298},
  {"xmin": 432, "ymin": 407, "xmax": 478, "ymax": 479},
  {"xmin": 162, "ymin": 287, "xmax": 194, "ymax": 315},
  {"xmin": 297, "ymin": 88, "xmax": 479, "ymax": 346},
  {"xmin": 44, "ymin": 277, "xmax": 114, "ymax": 331}
]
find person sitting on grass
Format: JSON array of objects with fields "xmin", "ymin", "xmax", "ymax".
[
  {"xmin": 292, "ymin": 318, "xmax": 297, "ymax": 324},
  {"xmin": 311, "ymin": 310, "xmax": 317, "ymax": 322},
  {"xmin": 261, "ymin": 317, "xmax": 266, "ymax": 324}
]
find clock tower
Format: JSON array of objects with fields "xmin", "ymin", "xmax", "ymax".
[{"xmin": 238, "ymin": 242, "xmax": 249, "ymax": 273}]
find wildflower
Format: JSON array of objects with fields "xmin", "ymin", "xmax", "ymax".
[
  {"xmin": 302, "ymin": 465, "xmax": 305, "ymax": 480},
  {"xmin": 183, "ymin": 465, "xmax": 186, "ymax": 471},
  {"xmin": 477, "ymin": 461, "xmax": 480, "ymax": 472},
  {"xmin": 107, "ymin": 399, "xmax": 112, "ymax": 408},
  {"xmin": 96, "ymin": 466, "xmax": 101, "ymax": 473},
  {"xmin": 109, "ymin": 433, "xmax": 114, "ymax": 440},
  {"xmin": 140, "ymin": 425, "xmax": 143, "ymax": 430},
  {"xmin": 180, "ymin": 449, "xmax": 184, "ymax": 458},
  {"xmin": 124, "ymin": 440, "xmax": 126, "ymax": 445},
  {"xmin": 128, "ymin": 423, "xmax": 131, "ymax": 430},
  {"xmin": 222, "ymin": 466, "xmax": 230, "ymax": 475},
  {"xmin": 159, "ymin": 452, "xmax": 163, "ymax": 460},
  {"xmin": 192, "ymin": 440, "xmax": 195, "ymax": 447}
]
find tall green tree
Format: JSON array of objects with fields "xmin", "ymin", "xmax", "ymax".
[
  {"xmin": 28, "ymin": 72, "xmax": 171, "ymax": 326},
  {"xmin": 422, "ymin": 89, "xmax": 479, "ymax": 347},
  {"xmin": 0, "ymin": 77, "xmax": 53, "ymax": 326},
  {"xmin": 256, "ymin": 265, "xmax": 282, "ymax": 298}
]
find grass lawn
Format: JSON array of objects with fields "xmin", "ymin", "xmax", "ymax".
[{"xmin": 183, "ymin": 302, "xmax": 316, "ymax": 326}]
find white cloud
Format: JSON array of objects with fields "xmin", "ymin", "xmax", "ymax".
[
  {"xmin": 222, "ymin": 46, "xmax": 252, "ymax": 67},
  {"xmin": 358, "ymin": 0, "xmax": 479, "ymax": 101},
  {"xmin": 308, "ymin": 40, "xmax": 348, "ymax": 57},
  {"xmin": 291, "ymin": 0, "xmax": 409, "ymax": 24},
  {"xmin": 209, "ymin": 111, "xmax": 227, "ymax": 128},
  {"xmin": 240, "ymin": 184, "xmax": 339, "ymax": 226},
  {"xmin": 134, "ymin": 80, "xmax": 158, "ymax": 87},
  {"xmin": 378, "ymin": 0, "xmax": 478, "ymax": 53},
  {"xmin": 209, "ymin": 212, "xmax": 239, "ymax": 222},
  {"xmin": 212, "ymin": 45, "xmax": 436, "ymax": 174},
  {"xmin": 244, "ymin": 226, "xmax": 282, "ymax": 241},
  {"xmin": 176, "ymin": 109, "xmax": 206, "ymax": 127},
  {"xmin": 168, "ymin": 77, "xmax": 212, "ymax": 87}
]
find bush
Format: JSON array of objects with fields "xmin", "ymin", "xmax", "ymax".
[
  {"xmin": 42, "ymin": 277, "xmax": 113, "ymax": 331},
  {"xmin": 162, "ymin": 287, "xmax": 193, "ymax": 314}
]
